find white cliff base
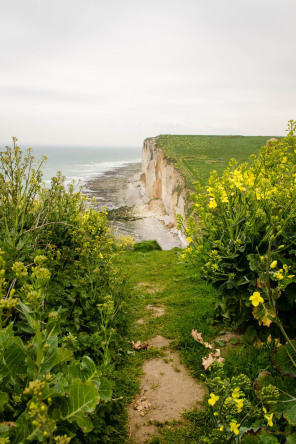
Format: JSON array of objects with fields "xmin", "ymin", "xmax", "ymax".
[{"xmin": 140, "ymin": 137, "xmax": 189, "ymax": 247}]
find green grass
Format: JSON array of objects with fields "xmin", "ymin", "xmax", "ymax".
[
  {"xmin": 112, "ymin": 248, "xmax": 279, "ymax": 443},
  {"xmin": 122, "ymin": 248, "xmax": 219, "ymax": 374},
  {"xmin": 155, "ymin": 135, "xmax": 279, "ymax": 187},
  {"xmin": 112, "ymin": 248, "xmax": 221, "ymax": 442}
]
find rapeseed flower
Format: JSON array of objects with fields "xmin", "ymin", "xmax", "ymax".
[
  {"xmin": 208, "ymin": 199, "xmax": 217, "ymax": 209},
  {"xmin": 264, "ymin": 412, "xmax": 274, "ymax": 427},
  {"xmin": 249, "ymin": 291, "xmax": 264, "ymax": 307},
  {"xmin": 270, "ymin": 260, "xmax": 277, "ymax": 269},
  {"xmin": 230, "ymin": 420, "xmax": 240, "ymax": 435},
  {"xmin": 274, "ymin": 270, "xmax": 284, "ymax": 280},
  {"xmin": 208, "ymin": 393, "xmax": 219, "ymax": 406},
  {"xmin": 235, "ymin": 398, "xmax": 244, "ymax": 413},
  {"xmin": 231, "ymin": 387, "xmax": 240, "ymax": 398}
]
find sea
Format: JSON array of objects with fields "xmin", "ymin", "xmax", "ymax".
[
  {"xmin": 3, "ymin": 142, "xmax": 183, "ymax": 249},
  {"xmin": 18, "ymin": 144, "xmax": 142, "ymax": 185}
]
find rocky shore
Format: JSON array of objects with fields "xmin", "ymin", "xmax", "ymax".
[{"xmin": 84, "ymin": 163, "xmax": 186, "ymax": 250}]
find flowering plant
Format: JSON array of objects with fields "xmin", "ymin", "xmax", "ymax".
[{"xmin": 179, "ymin": 121, "xmax": 296, "ymax": 326}]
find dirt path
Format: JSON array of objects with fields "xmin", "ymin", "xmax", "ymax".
[{"xmin": 128, "ymin": 304, "xmax": 205, "ymax": 443}]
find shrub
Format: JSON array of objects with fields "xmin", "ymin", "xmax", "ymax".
[
  {"xmin": 0, "ymin": 140, "xmax": 131, "ymax": 442},
  {"xmin": 179, "ymin": 121, "xmax": 296, "ymax": 328},
  {"xmin": 133, "ymin": 240, "xmax": 162, "ymax": 252}
]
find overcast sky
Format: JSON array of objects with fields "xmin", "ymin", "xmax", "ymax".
[{"xmin": 0, "ymin": 0, "xmax": 295, "ymax": 147}]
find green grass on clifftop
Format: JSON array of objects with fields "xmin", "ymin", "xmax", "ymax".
[{"xmin": 155, "ymin": 135, "xmax": 278, "ymax": 188}]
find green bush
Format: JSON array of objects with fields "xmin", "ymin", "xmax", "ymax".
[
  {"xmin": 0, "ymin": 140, "xmax": 132, "ymax": 442},
  {"xmin": 133, "ymin": 240, "xmax": 162, "ymax": 252},
  {"xmin": 180, "ymin": 121, "xmax": 296, "ymax": 329}
]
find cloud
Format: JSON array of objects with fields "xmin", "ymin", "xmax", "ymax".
[{"xmin": 0, "ymin": 0, "xmax": 295, "ymax": 145}]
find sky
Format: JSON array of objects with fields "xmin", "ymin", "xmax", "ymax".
[{"xmin": 0, "ymin": 0, "xmax": 295, "ymax": 147}]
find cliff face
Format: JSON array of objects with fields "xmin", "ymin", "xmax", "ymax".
[{"xmin": 141, "ymin": 137, "xmax": 189, "ymax": 227}]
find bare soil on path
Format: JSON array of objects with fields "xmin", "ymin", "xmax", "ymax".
[{"xmin": 128, "ymin": 306, "xmax": 205, "ymax": 444}]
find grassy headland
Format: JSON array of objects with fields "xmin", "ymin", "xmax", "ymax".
[{"xmin": 156, "ymin": 135, "xmax": 278, "ymax": 187}]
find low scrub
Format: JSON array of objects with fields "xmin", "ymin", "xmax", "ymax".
[
  {"xmin": 0, "ymin": 140, "xmax": 132, "ymax": 442},
  {"xmin": 179, "ymin": 121, "xmax": 296, "ymax": 442}
]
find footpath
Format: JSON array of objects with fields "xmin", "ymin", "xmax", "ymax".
[{"xmin": 121, "ymin": 247, "xmax": 217, "ymax": 444}]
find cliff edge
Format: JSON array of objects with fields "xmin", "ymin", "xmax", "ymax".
[{"xmin": 141, "ymin": 137, "xmax": 189, "ymax": 228}]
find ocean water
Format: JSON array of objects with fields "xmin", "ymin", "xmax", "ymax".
[{"xmin": 16, "ymin": 144, "xmax": 142, "ymax": 185}]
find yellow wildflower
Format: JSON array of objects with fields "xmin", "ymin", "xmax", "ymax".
[
  {"xmin": 236, "ymin": 398, "xmax": 244, "ymax": 413},
  {"xmin": 208, "ymin": 199, "xmax": 217, "ymax": 209},
  {"xmin": 230, "ymin": 420, "xmax": 240, "ymax": 435},
  {"xmin": 186, "ymin": 237, "xmax": 193, "ymax": 244},
  {"xmin": 219, "ymin": 425, "xmax": 224, "ymax": 431},
  {"xmin": 231, "ymin": 387, "xmax": 240, "ymax": 398},
  {"xmin": 249, "ymin": 291, "xmax": 264, "ymax": 307},
  {"xmin": 208, "ymin": 393, "xmax": 219, "ymax": 406},
  {"xmin": 274, "ymin": 270, "xmax": 284, "ymax": 280},
  {"xmin": 264, "ymin": 412, "xmax": 274, "ymax": 427}
]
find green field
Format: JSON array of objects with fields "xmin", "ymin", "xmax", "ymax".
[{"xmin": 155, "ymin": 135, "xmax": 279, "ymax": 187}]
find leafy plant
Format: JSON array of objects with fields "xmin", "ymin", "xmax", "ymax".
[
  {"xmin": 0, "ymin": 140, "xmax": 131, "ymax": 442},
  {"xmin": 179, "ymin": 121, "xmax": 296, "ymax": 327}
]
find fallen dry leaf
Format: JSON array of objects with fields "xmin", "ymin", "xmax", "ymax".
[
  {"xmin": 133, "ymin": 396, "xmax": 151, "ymax": 415},
  {"xmin": 202, "ymin": 349, "xmax": 225, "ymax": 370},
  {"xmin": 257, "ymin": 277, "xmax": 265, "ymax": 288},
  {"xmin": 132, "ymin": 340, "xmax": 150, "ymax": 350},
  {"xmin": 191, "ymin": 329, "xmax": 213, "ymax": 349}
]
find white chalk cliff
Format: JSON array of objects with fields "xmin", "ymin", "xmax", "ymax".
[{"xmin": 141, "ymin": 137, "xmax": 190, "ymax": 228}]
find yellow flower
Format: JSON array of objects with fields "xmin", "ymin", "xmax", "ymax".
[
  {"xmin": 232, "ymin": 387, "xmax": 240, "ymax": 398},
  {"xmin": 270, "ymin": 260, "xmax": 277, "ymax": 269},
  {"xmin": 288, "ymin": 275, "xmax": 295, "ymax": 278},
  {"xmin": 186, "ymin": 237, "xmax": 193, "ymax": 244},
  {"xmin": 236, "ymin": 398, "xmax": 244, "ymax": 413},
  {"xmin": 230, "ymin": 420, "xmax": 240, "ymax": 435},
  {"xmin": 208, "ymin": 393, "xmax": 219, "ymax": 406},
  {"xmin": 208, "ymin": 199, "xmax": 217, "ymax": 209},
  {"xmin": 264, "ymin": 412, "xmax": 274, "ymax": 427},
  {"xmin": 274, "ymin": 270, "xmax": 284, "ymax": 280},
  {"xmin": 249, "ymin": 291, "xmax": 264, "ymax": 307},
  {"xmin": 219, "ymin": 425, "xmax": 224, "ymax": 431}
]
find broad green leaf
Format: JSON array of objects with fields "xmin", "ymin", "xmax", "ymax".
[
  {"xmin": 40, "ymin": 345, "xmax": 73, "ymax": 375},
  {"xmin": 18, "ymin": 301, "xmax": 37, "ymax": 331},
  {"xmin": 53, "ymin": 375, "xmax": 69, "ymax": 394},
  {"xmin": 60, "ymin": 378, "xmax": 100, "ymax": 433},
  {"xmin": 98, "ymin": 377, "xmax": 112, "ymax": 402},
  {"xmin": 9, "ymin": 411, "xmax": 42, "ymax": 443},
  {"xmin": 67, "ymin": 356, "xmax": 100, "ymax": 386},
  {"xmin": 252, "ymin": 302, "xmax": 276, "ymax": 327},
  {"xmin": 2, "ymin": 338, "xmax": 27, "ymax": 383},
  {"xmin": 0, "ymin": 391, "xmax": 9, "ymax": 413},
  {"xmin": 0, "ymin": 325, "xmax": 13, "ymax": 352},
  {"xmin": 271, "ymin": 340, "xmax": 296, "ymax": 377},
  {"xmin": 241, "ymin": 433, "xmax": 279, "ymax": 443}
]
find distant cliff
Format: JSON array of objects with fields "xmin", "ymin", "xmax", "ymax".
[{"xmin": 141, "ymin": 137, "xmax": 190, "ymax": 228}]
